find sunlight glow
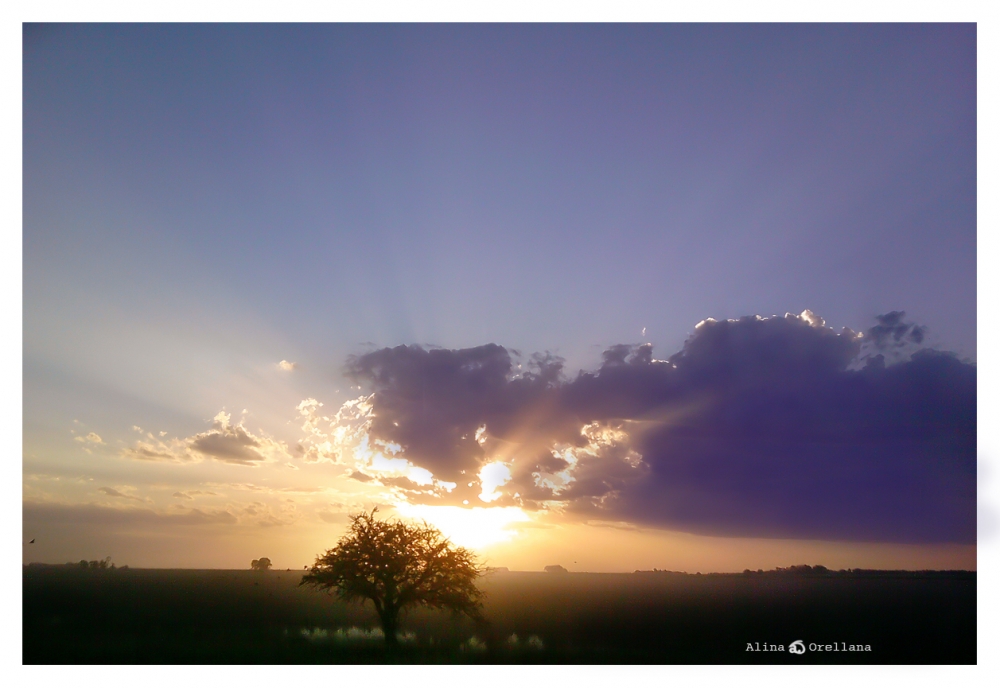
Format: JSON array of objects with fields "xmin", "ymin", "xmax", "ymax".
[
  {"xmin": 533, "ymin": 446, "xmax": 578, "ymax": 494},
  {"xmin": 393, "ymin": 503, "xmax": 531, "ymax": 550},
  {"xmin": 533, "ymin": 422, "xmax": 644, "ymax": 494},
  {"xmin": 478, "ymin": 461, "xmax": 512, "ymax": 502},
  {"xmin": 355, "ymin": 437, "xmax": 436, "ymax": 487}
]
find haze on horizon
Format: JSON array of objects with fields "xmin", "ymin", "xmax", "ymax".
[{"xmin": 22, "ymin": 24, "xmax": 976, "ymax": 572}]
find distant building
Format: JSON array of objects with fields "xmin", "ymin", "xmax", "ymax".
[{"xmin": 544, "ymin": 564, "xmax": 568, "ymax": 573}]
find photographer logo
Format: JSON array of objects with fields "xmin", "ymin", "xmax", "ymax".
[{"xmin": 746, "ymin": 640, "xmax": 871, "ymax": 653}]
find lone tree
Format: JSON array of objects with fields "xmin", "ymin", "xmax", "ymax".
[
  {"xmin": 301, "ymin": 508, "xmax": 486, "ymax": 648},
  {"xmin": 250, "ymin": 557, "xmax": 272, "ymax": 571}
]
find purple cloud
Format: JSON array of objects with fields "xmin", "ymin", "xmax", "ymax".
[{"xmin": 344, "ymin": 312, "xmax": 975, "ymax": 543}]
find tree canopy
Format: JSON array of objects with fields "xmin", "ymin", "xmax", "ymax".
[
  {"xmin": 250, "ymin": 557, "xmax": 272, "ymax": 571},
  {"xmin": 301, "ymin": 508, "xmax": 485, "ymax": 647}
]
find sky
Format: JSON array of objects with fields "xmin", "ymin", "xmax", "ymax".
[{"xmin": 21, "ymin": 23, "xmax": 978, "ymax": 572}]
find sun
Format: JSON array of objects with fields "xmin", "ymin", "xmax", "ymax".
[{"xmin": 393, "ymin": 503, "xmax": 530, "ymax": 550}]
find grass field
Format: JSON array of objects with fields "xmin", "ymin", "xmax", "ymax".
[{"xmin": 22, "ymin": 566, "xmax": 975, "ymax": 664}]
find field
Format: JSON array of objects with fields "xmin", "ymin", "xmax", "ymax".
[{"xmin": 23, "ymin": 566, "xmax": 975, "ymax": 664}]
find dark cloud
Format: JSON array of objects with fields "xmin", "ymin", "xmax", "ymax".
[
  {"xmin": 346, "ymin": 312, "xmax": 975, "ymax": 544},
  {"xmin": 190, "ymin": 423, "xmax": 265, "ymax": 465},
  {"xmin": 865, "ymin": 311, "xmax": 930, "ymax": 356},
  {"xmin": 344, "ymin": 344, "xmax": 572, "ymax": 481},
  {"xmin": 124, "ymin": 413, "xmax": 289, "ymax": 466}
]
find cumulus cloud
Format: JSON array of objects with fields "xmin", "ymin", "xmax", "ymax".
[
  {"xmin": 123, "ymin": 411, "xmax": 291, "ymax": 466},
  {"xmin": 294, "ymin": 397, "xmax": 372, "ymax": 464},
  {"xmin": 342, "ymin": 343, "xmax": 573, "ymax": 483},
  {"xmin": 336, "ymin": 311, "xmax": 974, "ymax": 544},
  {"xmin": 277, "ymin": 360, "xmax": 297, "ymax": 371},
  {"xmin": 860, "ymin": 311, "xmax": 930, "ymax": 365}
]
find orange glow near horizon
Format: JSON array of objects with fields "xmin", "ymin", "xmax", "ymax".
[
  {"xmin": 21, "ymin": 496, "xmax": 976, "ymax": 572},
  {"xmin": 392, "ymin": 503, "xmax": 531, "ymax": 550},
  {"xmin": 474, "ymin": 520, "xmax": 978, "ymax": 573}
]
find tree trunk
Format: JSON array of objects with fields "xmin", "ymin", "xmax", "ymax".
[{"xmin": 380, "ymin": 608, "xmax": 399, "ymax": 650}]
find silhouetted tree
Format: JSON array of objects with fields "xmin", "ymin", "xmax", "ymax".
[
  {"xmin": 250, "ymin": 557, "xmax": 272, "ymax": 571},
  {"xmin": 301, "ymin": 508, "xmax": 485, "ymax": 649}
]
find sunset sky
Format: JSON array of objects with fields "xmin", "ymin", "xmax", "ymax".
[{"xmin": 21, "ymin": 23, "xmax": 978, "ymax": 572}]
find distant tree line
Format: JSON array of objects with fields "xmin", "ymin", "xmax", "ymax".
[
  {"xmin": 745, "ymin": 564, "xmax": 834, "ymax": 576},
  {"xmin": 740, "ymin": 565, "xmax": 973, "ymax": 577},
  {"xmin": 39, "ymin": 557, "xmax": 130, "ymax": 570},
  {"xmin": 631, "ymin": 565, "xmax": 973, "ymax": 578},
  {"xmin": 66, "ymin": 557, "xmax": 122, "ymax": 571}
]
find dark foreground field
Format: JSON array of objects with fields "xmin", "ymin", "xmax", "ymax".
[{"xmin": 23, "ymin": 567, "xmax": 975, "ymax": 664}]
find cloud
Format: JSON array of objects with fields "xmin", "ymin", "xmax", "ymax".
[
  {"xmin": 861, "ymin": 311, "xmax": 931, "ymax": 363},
  {"xmin": 205, "ymin": 482, "xmax": 267, "ymax": 492},
  {"xmin": 24, "ymin": 501, "xmax": 238, "ymax": 526},
  {"xmin": 343, "ymin": 344, "xmax": 571, "ymax": 482},
  {"xmin": 74, "ymin": 432, "xmax": 104, "ymax": 444},
  {"xmin": 277, "ymin": 360, "xmax": 297, "ymax": 371},
  {"xmin": 123, "ymin": 430, "xmax": 198, "ymax": 463},
  {"xmin": 172, "ymin": 490, "xmax": 217, "ymax": 500},
  {"xmin": 189, "ymin": 414, "xmax": 266, "ymax": 465},
  {"xmin": 123, "ymin": 411, "xmax": 291, "ymax": 466},
  {"xmin": 294, "ymin": 397, "xmax": 372, "ymax": 464},
  {"xmin": 98, "ymin": 487, "xmax": 145, "ymax": 502},
  {"xmin": 338, "ymin": 311, "xmax": 974, "ymax": 544}
]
